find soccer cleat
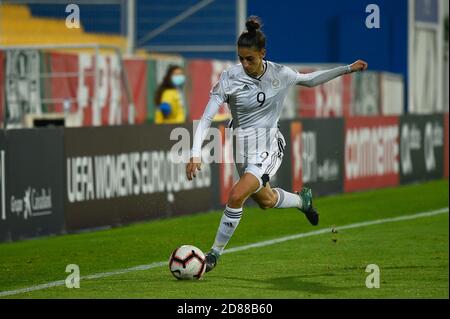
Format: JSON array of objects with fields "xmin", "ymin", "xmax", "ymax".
[
  {"xmin": 205, "ymin": 250, "xmax": 220, "ymax": 273},
  {"xmin": 297, "ymin": 187, "xmax": 319, "ymax": 226}
]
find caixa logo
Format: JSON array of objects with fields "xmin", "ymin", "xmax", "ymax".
[{"xmin": 10, "ymin": 187, "xmax": 53, "ymax": 220}]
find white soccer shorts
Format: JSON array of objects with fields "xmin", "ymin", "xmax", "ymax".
[{"xmin": 234, "ymin": 129, "xmax": 286, "ymax": 193}]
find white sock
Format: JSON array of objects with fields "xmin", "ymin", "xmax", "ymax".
[
  {"xmin": 273, "ymin": 188, "xmax": 302, "ymax": 209},
  {"xmin": 211, "ymin": 206, "xmax": 242, "ymax": 255}
]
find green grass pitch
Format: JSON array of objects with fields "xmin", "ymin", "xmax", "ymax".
[{"xmin": 0, "ymin": 179, "xmax": 448, "ymax": 299}]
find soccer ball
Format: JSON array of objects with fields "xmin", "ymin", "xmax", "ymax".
[{"xmin": 169, "ymin": 245, "xmax": 206, "ymax": 280}]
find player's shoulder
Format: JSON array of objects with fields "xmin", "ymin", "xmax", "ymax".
[
  {"xmin": 266, "ymin": 60, "xmax": 284, "ymax": 70},
  {"xmin": 266, "ymin": 60, "xmax": 298, "ymax": 84},
  {"xmin": 222, "ymin": 63, "xmax": 245, "ymax": 80},
  {"xmin": 266, "ymin": 60, "xmax": 294, "ymax": 74}
]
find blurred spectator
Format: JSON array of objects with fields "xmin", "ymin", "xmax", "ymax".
[{"xmin": 154, "ymin": 65, "xmax": 186, "ymax": 124}]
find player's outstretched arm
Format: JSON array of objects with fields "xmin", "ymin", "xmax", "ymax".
[
  {"xmin": 187, "ymin": 91, "xmax": 224, "ymax": 181},
  {"xmin": 295, "ymin": 59, "xmax": 368, "ymax": 87}
]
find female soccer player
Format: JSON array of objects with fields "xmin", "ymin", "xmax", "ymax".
[{"xmin": 186, "ymin": 16, "xmax": 368, "ymax": 272}]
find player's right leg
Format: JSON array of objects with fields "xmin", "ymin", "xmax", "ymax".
[
  {"xmin": 248, "ymin": 128, "xmax": 318, "ymax": 225},
  {"xmin": 205, "ymin": 172, "xmax": 260, "ymax": 273},
  {"xmin": 251, "ymin": 183, "xmax": 319, "ymax": 226}
]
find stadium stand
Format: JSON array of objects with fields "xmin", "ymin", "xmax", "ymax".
[{"xmin": 0, "ymin": 4, "xmax": 126, "ymax": 50}]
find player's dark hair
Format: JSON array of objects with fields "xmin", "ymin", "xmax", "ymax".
[
  {"xmin": 237, "ymin": 16, "xmax": 266, "ymax": 50},
  {"xmin": 154, "ymin": 65, "xmax": 182, "ymax": 105}
]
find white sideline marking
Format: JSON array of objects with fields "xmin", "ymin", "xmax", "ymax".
[{"xmin": 0, "ymin": 207, "xmax": 448, "ymax": 297}]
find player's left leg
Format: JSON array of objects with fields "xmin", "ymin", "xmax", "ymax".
[
  {"xmin": 205, "ymin": 172, "xmax": 261, "ymax": 272},
  {"xmin": 251, "ymin": 183, "xmax": 319, "ymax": 226}
]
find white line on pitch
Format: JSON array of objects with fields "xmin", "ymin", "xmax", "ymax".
[
  {"xmin": 224, "ymin": 207, "xmax": 449, "ymax": 254},
  {"xmin": 0, "ymin": 207, "xmax": 448, "ymax": 297}
]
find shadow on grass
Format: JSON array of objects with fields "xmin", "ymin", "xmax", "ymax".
[{"xmin": 220, "ymin": 274, "xmax": 349, "ymax": 295}]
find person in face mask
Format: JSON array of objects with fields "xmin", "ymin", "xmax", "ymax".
[{"xmin": 154, "ymin": 65, "xmax": 186, "ymax": 124}]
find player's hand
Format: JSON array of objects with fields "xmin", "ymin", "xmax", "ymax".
[
  {"xmin": 350, "ymin": 60, "xmax": 368, "ymax": 72},
  {"xmin": 186, "ymin": 157, "xmax": 201, "ymax": 181}
]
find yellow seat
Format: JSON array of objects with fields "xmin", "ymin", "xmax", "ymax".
[
  {"xmin": 0, "ymin": 4, "xmax": 31, "ymax": 19},
  {"xmin": 0, "ymin": 4, "xmax": 126, "ymax": 52}
]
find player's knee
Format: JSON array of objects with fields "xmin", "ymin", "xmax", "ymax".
[
  {"xmin": 228, "ymin": 190, "xmax": 246, "ymax": 207},
  {"xmin": 257, "ymin": 197, "xmax": 276, "ymax": 210},
  {"xmin": 257, "ymin": 201, "xmax": 269, "ymax": 210}
]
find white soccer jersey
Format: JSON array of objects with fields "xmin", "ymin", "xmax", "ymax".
[
  {"xmin": 191, "ymin": 60, "xmax": 351, "ymax": 159},
  {"xmin": 221, "ymin": 60, "xmax": 298, "ymax": 130}
]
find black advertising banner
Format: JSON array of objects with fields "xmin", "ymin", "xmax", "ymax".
[
  {"xmin": 0, "ymin": 131, "xmax": 8, "ymax": 241},
  {"xmin": 6, "ymin": 128, "xmax": 65, "ymax": 241},
  {"xmin": 64, "ymin": 124, "xmax": 213, "ymax": 231},
  {"xmin": 299, "ymin": 118, "xmax": 345, "ymax": 196},
  {"xmin": 400, "ymin": 114, "xmax": 444, "ymax": 184}
]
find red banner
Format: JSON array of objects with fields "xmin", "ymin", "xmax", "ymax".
[
  {"xmin": 187, "ymin": 60, "xmax": 213, "ymax": 121},
  {"xmin": 48, "ymin": 52, "xmax": 147, "ymax": 126},
  {"xmin": 48, "ymin": 52, "xmax": 82, "ymax": 117},
  {"xmin": 123, "ymin": 59, "xmax": 148, "ymax": 124},
  {"xmin": 187, "ymin": 60, "xmax": 232, "ymax": 121},
  {"xmin": 445, "ymin": 114, "xmax": 449, "ymax": 178},
  {"xmin": 99, "ymin": 55, "xmax": 123, "ymax": 126},
  {"xmin": 298, "ymin": 68, "xmax": 352, "ymax": 118},
  {"xmin": 344, "ymin": 116, "xmax": 400, "ymax": 192},
  {"xmin": 290, "ymin": 121, "xmax": 303, "ymax": 191},
  {"xmin": 49, "ymin": 52, "xmax": 93, "ymax": 126}
]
